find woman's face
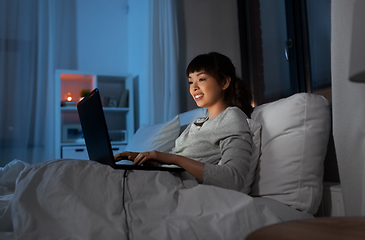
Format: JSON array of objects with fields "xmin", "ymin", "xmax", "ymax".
[{"xmin": 188, "ymin": 71, "xmax": 226, "ymax": 109}]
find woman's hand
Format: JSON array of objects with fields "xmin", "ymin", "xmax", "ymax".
[
  {"xmin": 132, "ymin": 151, "xmax": 175, "ymax": 166},
  {"xmin": 114, "ymin": 151, "xmax": 139, "ymax": 162},
  {"xmin": 133, "ymin": 151, "xmax": 204, "ymax": 182},
  {"xmin": 115, "ymin": 150, "xmax": 205, "ymax": 182},
  {"xmin": 114, "ymin": 151, "xmax": 166, "ymax": 167}
]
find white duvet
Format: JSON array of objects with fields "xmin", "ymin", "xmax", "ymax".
[{"xmin": 0, "ymin": 159, "xmax": 280, "ymax": 240}]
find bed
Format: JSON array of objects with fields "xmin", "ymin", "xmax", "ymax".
[{"xmin": 0, "ymin": 93, "xmax": 331, "ymax": 239}]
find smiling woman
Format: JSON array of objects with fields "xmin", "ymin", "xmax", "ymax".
[{"xmin": 115, "ymin": 52, "xmax": 255, "ymax": 192}]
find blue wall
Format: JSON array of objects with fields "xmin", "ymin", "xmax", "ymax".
[{"xmin": 76, "ymin": 0, "xmax": 129, "ymax": 74}]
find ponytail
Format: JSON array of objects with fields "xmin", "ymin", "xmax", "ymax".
[{"xmin": 226, "ymin": 77, "xmax": 253, "ymax": 118}]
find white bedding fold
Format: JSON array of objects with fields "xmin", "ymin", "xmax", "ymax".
[{"xmin": 0, "ymin": 159, "xmax": 281, "ymax": 239}]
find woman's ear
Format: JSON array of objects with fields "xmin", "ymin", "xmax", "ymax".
[{"xmin": 222, "ymin": 77, "xmax": 231, "ymax": 90}]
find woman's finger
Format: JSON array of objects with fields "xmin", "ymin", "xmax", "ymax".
[
  {"xmin": 133, "ymin": 152, "xmax": 150, "ymax": 165},
  {"xmin": 114, "ymin": 151, "xmax": 140, "ymax": 162},
  {"xmin": 114, "ymin": 152, "xmax": 124, "ymax": 161},
  {"xmin": 114, "ymin": 152, "xmax": 127, "ymax": 161}
]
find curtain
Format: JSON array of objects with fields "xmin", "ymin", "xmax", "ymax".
[
  {"xmin": 146, "ymin": 0, "xmax": 180, "ymax": 124},
  {"xmin": 0, "ymin": 0, "xmax": 77, "ymax": 166},
  {"xmin": 133, "ymin": 0, "xmax": 180, "ymax": 125},
  {"xmin": 332, "ymin": 0, "xmax": 365, "ymax": 216}
]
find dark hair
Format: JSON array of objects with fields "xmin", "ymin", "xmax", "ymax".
[{"xmin": 186, "ymin": 52, "xmax": 253, "ymax": 118}]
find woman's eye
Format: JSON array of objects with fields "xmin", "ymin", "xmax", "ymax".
[
  {"xmin": 199, "ymin": 78, "xmax": 205, "ymax": 82},
  {"xmin": 188, "ymin": 81, "xmax": 193, "ymax": 85}
]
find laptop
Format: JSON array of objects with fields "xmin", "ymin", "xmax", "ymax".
[{"xmin": 77, "ymin": 88, "xmax": 184, "ymax": 172}]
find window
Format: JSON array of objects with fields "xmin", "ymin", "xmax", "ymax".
[{"xmin": 238, "ymin": 0, "xmax": 331, "ymax": 105}]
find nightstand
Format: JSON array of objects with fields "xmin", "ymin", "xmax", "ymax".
[
  {"xmin": 246, "ymin": 217, "xmax": 365, "ymax": 240},
  {"xmin": 316, "ymin": 182, "xmax": 345, "ymax": 217}
]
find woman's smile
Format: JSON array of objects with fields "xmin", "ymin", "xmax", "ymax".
[{"xmin": 194, "ymin": 93, "xmax": 204, "ymax": 100}]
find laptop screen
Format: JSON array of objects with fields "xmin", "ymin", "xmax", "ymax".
[{"xmin": 77, "ymin": 88, "xmax": 116, "ymax": 167}]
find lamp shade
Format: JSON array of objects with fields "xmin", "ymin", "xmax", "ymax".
[{"xmin": 349, "ymin": 0, "xmax": 365, "ymax": 82}]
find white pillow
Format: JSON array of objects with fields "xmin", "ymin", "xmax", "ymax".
[
  {"xmin": 125, "ymin": 116, "xmax": 180, "ymax": 153},
  {"xmin": 241, "ymin": 119, "xmax": 262, "ymax": 194},
  {"xmin": 250, "ymin": 93, "xmax": 331, "ymax": 214}
]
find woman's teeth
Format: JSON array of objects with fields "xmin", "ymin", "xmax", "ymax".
[{"xmin": 195, "ymin": 94, "xmax": 203, "ymax": 100}]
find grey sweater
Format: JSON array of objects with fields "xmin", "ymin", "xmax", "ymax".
[{"xmin": 172, "ymin": 106, "xmax": 253, "ymax": 192}]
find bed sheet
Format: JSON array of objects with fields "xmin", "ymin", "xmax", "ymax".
[
  {"xmin": 0, "ymin": 159, "xmax": 281, "ymax": 240},
  {"xmin": 252, "ymin": 197, "xmax": 313, "ymax": 222}
]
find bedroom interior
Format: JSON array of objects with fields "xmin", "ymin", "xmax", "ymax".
[{"xmin": 1, "ymin": 0, "xmax": 365, "ymax": 238}]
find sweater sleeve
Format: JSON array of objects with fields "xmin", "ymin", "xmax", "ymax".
[{"xmin": 202, "ymin": 110, "xmax": 253, "ymax": 192}]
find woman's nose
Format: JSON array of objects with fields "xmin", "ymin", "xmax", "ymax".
[{"xmin": 192, "ymin": 83, "xmax": 199, "ymax": 91}]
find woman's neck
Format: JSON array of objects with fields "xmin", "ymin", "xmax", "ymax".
[{"xmin": 207, "ymin": 104, "xmax": 229, "ymax": 120}]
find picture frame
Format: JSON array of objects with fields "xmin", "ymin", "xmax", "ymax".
[
  {"xmin": 109, "ymin": 130, "xmax": 127, "ymax": 143},
  {"xmin": 103, "ymin": 96, "xmax": 119, "ymax": 107},
  {"xmin": 62, "ymin": 124, "xmax": 84, "ymax": 143}
]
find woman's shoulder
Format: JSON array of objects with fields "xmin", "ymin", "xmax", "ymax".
[
  {"xmin": 215, "ymin": 106, "xmax": 249, "ymax": 129},
  {"xmin": 219, "ymin": 106, "xmax": 248, "ymax": 122}
]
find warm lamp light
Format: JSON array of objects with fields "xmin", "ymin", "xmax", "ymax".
[
  {"xmin": 66, "ymin": 92, "xmax": 73, "ymax": 102},
  {"xmin": 349, "ymin": 0, "xmax": 365, "ymax": 82}
]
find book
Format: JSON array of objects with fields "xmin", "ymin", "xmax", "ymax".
[{"xmin": 118, "ymin": 89, "xmax": 129, "ymax": 108}]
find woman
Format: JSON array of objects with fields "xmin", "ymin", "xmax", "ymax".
[{"xmin": 114, "ymin": 52, "xmax": 254, "ymax": 192}]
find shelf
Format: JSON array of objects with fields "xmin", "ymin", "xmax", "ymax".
[
  {"xmin": 61, "ymin": 144, "xmax": 126, "ymax": 159},
  {"xmin": 102, "ymin": 107, "xmax": 130, "ymax": 112},
  {"xmin": 61, "ymin": 141, "xmax": 127, "ymax": 146},
  {"xmin": 60, "ymin": 107, "xmax": 77, "ymax": 111},
  {"xmin": 61, "ymin": 142, "xmax": 86, "ymax": 146},
  {"xmin": 55, "ymin": 69, "xmax": 135, "ymax": 159},
  {"xmin": 60, "ymin": 107, "xmax": 129, "ymax": 112}
]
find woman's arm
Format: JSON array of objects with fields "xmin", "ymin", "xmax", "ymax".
[{"xmin": 114, "ymin": 151, "xmax": 204, "ymax": 182}]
